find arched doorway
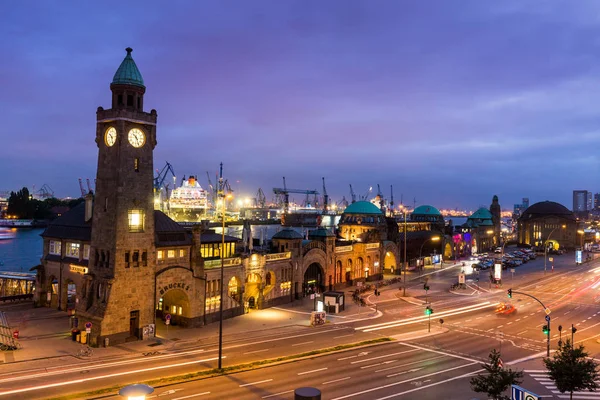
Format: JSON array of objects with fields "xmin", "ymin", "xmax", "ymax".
[
  {"xmin": 346, "ymin": 259, "xmax": 352, "ymax": 283},
  {"xmin": 228, "ymin": 276, "xmax": 242, "ymax": 303},
  {"xmin": 66, "ymin": 279, "xmax": 77, "ymax": 311},
  {"xmin": 356, "ymin": 257, "xmax": 364, "ymax": 279},
  {"xmin": 336, "ymin": 260, "xmax": 342, "ymax": 284},
  {"xmin": 159, "ymin": 289, "xmax": 190, "ymax": 326},
  {"xmin": 384, "ymin": 251, "xmax": 396, "ymax": 274},
  {"xmin": 245, "ymin": 273, "xmax": 262, "ymax": 310},
  {"xmin": 304, "ymin": 263, "xmax": 324, "ymax": 294}
]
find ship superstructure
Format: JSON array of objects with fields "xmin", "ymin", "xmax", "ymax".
[{"xmin": 169, "ymin": 176, "xmax": 210, "ymax": 220}]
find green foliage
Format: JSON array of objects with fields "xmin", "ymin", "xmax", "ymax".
[
  {"xmin": 544, "ymin": 339, "xmax": 599, "ymax": 399},
  {"xmin": 470, "ymin": 349, "xmax": 523, "ymax": 400},
  {"xmin": 6, "ymin": 187, "xmax": 83, "ymax": 220}
]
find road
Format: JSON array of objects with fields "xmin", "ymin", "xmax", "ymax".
[{"xmin": 2, "ymin": 249, "xmax": 600, "ymax": 399}]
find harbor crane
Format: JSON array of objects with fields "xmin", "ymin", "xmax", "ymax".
[
  {"xmin": 322, "ymin": 177, "xmax": 329, "ymax": 212},
  {"xmin": 376, "ymin": 184, "xmax": 384, "ymax": 210},
  {"xmin": 153, "ymin": 162, "xmax": 176, "ymax": 209},
  {"xmin": 273, "ymin": 177, "xmax": 319, "ymax": 214},
  {"xmin": 256, "ymin": 188, "xmax": 266, "ymax": 208},
  {"xmin": 349, "ymin": 184, "xmax": 356, "ymax": 204},
  {"xmin": 390, "ymin": 185, "xmax": 394, "ymax": 215},
  {"xmin": 86, "ymin": 179, "xmax": 94, "ymax": 194},
  {"xmin": 78, "ymin": 178, "xmax": 86, "ymax": 197},
  {"xmin": 34, "ymin": 184, "xmax": 54, "ymax": 199}
]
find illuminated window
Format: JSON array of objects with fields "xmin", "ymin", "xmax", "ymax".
[
  {"xmin": 179, "ymin": 249, "xmax": 185, "ymax": 258},
  {"xmin": 178, "ymin": 306, "xmax": 183, "ymax": 315},
  {"xmin": 134, "ymin": 157, "xmax": 139, "ymax": 172},
  {"xmin": 83, "ymin": 245, "xmax": 90, "ymax": 260},
  {"xmin": 49, "ymin": 240, "xmax": 61, "ymax": 256},
  {"xmin": 171, "ymin": 305, "xmax": 177, "ymax": 314},
  {"xmin": 128, "ymin": 209, "xmax": 144, "ymax": 232},
  {"xmin": 157, "ymin": 250, "xmax": 164, "ymax": 260},
  {"xmin": 66, "ymin": 242, "xmax": 80, "ymax": 258},
  {"xmin": 168, "ymin": 250, "xmax": 175, "ymax": 258}
]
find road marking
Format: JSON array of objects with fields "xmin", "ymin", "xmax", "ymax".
[
  {"xmin": 323, "ymin": 377, "xmax": 351, "ymax": 385},
  {"xmin": 0, "ymin": 356, "xmax": 224, "ymax": 397},
  {"xmin": 292, "ymin": 341, "xmax": 314, "ymax": 347},
  {"xmin": 334, "ymin": 334, "xmax": 354, "ymax": 339},
  {"xmin": 243, "ymin": 349, "xmax": 269, "ymax": 354},
  {"xmin": 350, "ymin": 349, "xmax": 419, "ymax": 364},
  {"xmin": 262, "ymin": 390, "xmax": 294, "ymax": 399},
  {"xmin": 298, "ymin": 367, "xmax": 327, "ymax": 375},
  {"xmin": 331, "ymin": 362, "xmax": 479, "ymax": 399},
  {"xmin": 337, "ymin": 351, "xmax": 369, "ymax": 361},
  {"xmin": 517, "ymin": 330, "xmax": 528, "ymax": 335},
  {"xmin": 374, "ymin": 355, "xmax": 445, "ymax": 373},
  {"xmin": 172, "ymin": 393, "xmax": 210, "ymax": 400},
  {"xmin": 239, "ymin": 379, "xmax": 273, "ymax": 387},
  {"xmin": 397, "ymin": 342, "xmax": 481, "ymax": 363}
]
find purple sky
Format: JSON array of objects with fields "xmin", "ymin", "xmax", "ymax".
[{"xmin": 2, "ymin": 1, "xmax": 599, "ymax": 211}]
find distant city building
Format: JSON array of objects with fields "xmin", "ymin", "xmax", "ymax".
[
  {"xmin": 595, "ymin": 193, "xmax": 600, "ymax": 210},
  {"xmin": 513, "ymin": 197, "xmax": 530, "ymax": 219},
  {"xmin": 588, "ymin": 191, "xmax": 594, "ymax": 211},
  {"xmin": 573, "ymin": 190, "xmax": 591, "ymax": 218}
]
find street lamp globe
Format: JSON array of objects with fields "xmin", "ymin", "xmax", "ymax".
[{"xmin": 119, "ymin": 384, "xmax": 154, "ymax": 400}]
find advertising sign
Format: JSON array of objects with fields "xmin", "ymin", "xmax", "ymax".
[
  {"xmin": 494, "ymin": 263, "xmax": 502, "ymax": 280},
  {"xmin": 576, "ymin": 250, "xmax": 582, "ymax": 264},
  {"xmin": 511, "ymin": 384, "xmax": 541, "ymax": 400},
  {"xmin": 458, "ymin": 273, "xmax": 466, "ymax": 284},
  {"xmin": 432, "ymin": 254, "xmax": 440, "ymax": 264}
]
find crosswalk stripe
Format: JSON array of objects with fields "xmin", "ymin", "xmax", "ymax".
[{"xmin": 524, "ymin": 369, "xmax": 547, "ymax": 373}]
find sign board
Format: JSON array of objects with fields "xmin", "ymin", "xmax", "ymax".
[
  {"xmin": 86, "ymin": 327, "xmax": 91, "ymax": 334},
  {"xmin": 85, "ymin": 321, "xmax": 92, "ymax": 329},
  {"xmin": 165, "ymin": 313, "xmax": 171, "ymax": 321},
  {"xmin": 545, "ymin": 308, "xmax": 551, "ymax": 315},
  {"xmin": 545, "ymin": 315, "xmax": 550, "ymax": 322},
  {"xmin": 165, "ymin": 319, "xmax": 170, "ymax": 326},
  {"xmin": 458, "ymin": 273, "xmax": 466, "ymax": 284},
  {"xmin": 576, "ymin": 250, "xmax": 582, "ymax": 264},
  {"xmin": 494, "ymin": 263, "xmax": 502, "ymax": 280},
  {"xmin": 510, "ymin": 268, "xmax": 515, "ymax": 273},
  {"xmin": 511, "ymin": 384, "xmax": 541, "ymax": 400}
]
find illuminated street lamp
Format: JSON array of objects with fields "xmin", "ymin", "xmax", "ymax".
[
  {"xmin": 402, "ymin": 209, "xmax": 408, "ymax": 297},
  {"xmin": 544, "ymin": 224, "xmax": 566, "ymax": 273},
  {"xmin": 119, "ymin": 384, "xmax": 154, "ymax": 400},
  {"xmin": 577, "ymin": 229, "xmax": 585, "ymax": 249},
  {"xmin": 217, "ymin": 163, "xmax": 232, "ymax": 370},
  {"xmin": 419, "ymin": 236, "xmax": 440, "ymax": 273}
]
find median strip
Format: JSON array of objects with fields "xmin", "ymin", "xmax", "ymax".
[{"xmin": 46, "ymin": 337, "xmax": 392, "ymax": 400}]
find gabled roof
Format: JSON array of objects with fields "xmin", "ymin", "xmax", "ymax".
[
  {"xmin": 154, "ymin": 210, "xmax": 191, "ymax": 247},
  {"xmin": 111, "ymin": 47, "xmax": 145, "ymax": 88},
  {"xmin": 41, "ymin": 203, "xmax": 91, "ymax": 241},
  {"xmin": 272, "ymin": 228, "xmax": 303, "ymax": 240}
]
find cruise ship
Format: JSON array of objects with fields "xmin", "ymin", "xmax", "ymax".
[{"xmin": 168, "ymin": 176, "xmax": 210, "ymax": 221}]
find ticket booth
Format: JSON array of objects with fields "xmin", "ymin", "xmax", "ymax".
[{"xmin": 323, "ymin": 291, "xmax": 345, "ymax": 314}]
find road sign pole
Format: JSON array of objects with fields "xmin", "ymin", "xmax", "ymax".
[
  {"xmin": 428, "ymin": 312, "xmax": 431, "ymax": 333},
  {"xmin": 547, "ymin": 316, "xmax": 551, "ymax": 357}
]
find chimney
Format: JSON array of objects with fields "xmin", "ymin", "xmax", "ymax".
[{"xmin": 84, "ymin": 192, "xmax": 94, "ymax": 222}]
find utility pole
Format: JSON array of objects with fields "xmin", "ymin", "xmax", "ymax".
[
  {"xmin": 508, "ymin": 288, "xmax": 551, "ymax": 356},
  {"xmin": 403, "ymin": 209, "xmax": 408, "ymax": 297}
]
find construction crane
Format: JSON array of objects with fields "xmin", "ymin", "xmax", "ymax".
[
  {"xmin": 78, "ymin": 178, "xmax": 86, "ymax": 197},
  {"xmin": 86, "ymin": 179, "xmax": 94, "ymax": 194},
  {"xmin": 206, "ymin": 171, "xmax": 216, "ymax": 206},
  {"xmin": 349, "ymin": 184, "xmax": 356, "ymax": 204},
  {"xmin": 322, "ymin": 177, "xmax": 329, "ymax": 212},
  {"xmin": 153, "ymin": 162, "xmax": 176, "ymax": 209},
  {"xmin": 337, "ymin": 196, "xmax": 349, "ymax": 210},
  {"xmin": 273, "ymin": 177, "xmax": 319, "ymax": 214},
  {"xmin": 35, "ymin": 184, "xmax": 54, "ymax": 199},
  {"xmin": 390, "ymin": 185, "xmax": 395, "ymax": 215},
  {"xmin": 376, "ymin": 184, "xmax": 384, "ymax": 210},
  {"xmin": 256, "ymin": 188, "xmax": 266, "ymax": 208}
]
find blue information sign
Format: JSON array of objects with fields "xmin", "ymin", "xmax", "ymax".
[
  {"xmin": 576, "ymin": 250, "xmax": 582, "ymax": 264},
  {"xmin": 512, "ymin": 384, "xmax": 542, "ymax": 400}
]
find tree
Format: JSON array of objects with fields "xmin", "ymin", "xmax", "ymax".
[
  {"xmin": 544, "ymin": 339, "xmax": 599, "ymax": 400},
  {"xmin": 470, "ymin": 349, "xmax": 523, "ymax": 400}
]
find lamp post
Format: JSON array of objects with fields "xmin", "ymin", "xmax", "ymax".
[
  {"xmin": 419, "ymin": 236, "xmax": 440, "ymax": 273},
  {"xmin": 544, "ymin": 224, "xmax": 566, "ymax": 273},
  {"xmin": 577, "ymin": 229, "xmax": 585, "ymax": 250},
  {"xmin": 403, "ymin": 209, "xmax": 407, "ymax": 297},
  {"xmin": 217, "ymin": 162, "xmax": 230, "ymax": 370}
]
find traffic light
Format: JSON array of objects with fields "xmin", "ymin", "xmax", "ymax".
[
  {"xmin": 542, "ymin": 325, "xmax": 549, "ymax": 335},
  {"xmin": 507, "ymin": 289, "xmax": 512, "ymax": 298},
  {"xmin": 425, "ymin": 306, "xmax": 433, "ymax": 316},
  {"xmin": 424, "ymin": 284, "xmax": 430, "ymax": 291}
]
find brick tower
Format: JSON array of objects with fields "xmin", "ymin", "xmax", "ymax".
[{"xmin": 77, "ymin": 48, "xmax": 157, "ymax": 345}]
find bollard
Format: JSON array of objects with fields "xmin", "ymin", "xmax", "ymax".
[{"xmin": 295, "ymin": 387, "xmax": 321, "ymax": 400}]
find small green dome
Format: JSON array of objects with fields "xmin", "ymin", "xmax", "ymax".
[
  {"xmin": 343, "ymin": 201, "xmax": 383, "ymax": 215},
  {"xmin": 112, "ymin": 47, "xmax": 145, "ymax": 88},
  {"xmin": 469, "ymin": 207, "xmax": 493, "ymax": 220},
  {"xmin": 272, "ymin": 228, "xmax": 303, "ymax": 240},
  {"xmin": 309, "ymin": 228, "xmax": 335, "ymax": 238},
  {"xmin": 412, "ymin": 205, "xmax": 441, "ymax": 216}
]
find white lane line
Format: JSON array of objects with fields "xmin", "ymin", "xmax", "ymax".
[
  {"xmin": 244, "ymin": 349, "xmax": 269, "ymax": 354},
  {"xmin": 0, "ymin": 356, "xmax": 224, "ymax": 397},
  {"xmin": 292, "ymin": 341, "xmax": 314, "ymax": 347},
  {"xmin": 375, "ymin": 355, "xmax": 445, "ymax": 373},
  {"xmin": 385, "ymin": 367, "xmax": 423, "ymax": 377},
  {"xmin": 298, "ymin": 367, "xmax": 328, "ymax": 375},
  {"xmin": 239, "ymin": 379, "xmax": 273, "ymax": 387},
  {"xmin": 334, "ymin": 334, "xmax": 354, "ymax": 339},
  {"xmin": 173, "ymin": 393, "xmax": 211, "ymax": 400},
  {"xmin": 350, "ymin": 349, "xmax": 419, "ymax": 364},
  {"xmin": 397, "ymin": 342, "xmax": 481, "ymax": 363},
  {"xmin": 323, "ymin": 377, "xmax": 351, "ymax": 385},
  {"xmin": 331, "ymin": 362, "xmax": 479, "ymax": 400},
  {"xmin": 262, "ymin": 390, "xmax": 294, "ymax": 399},
  {"xmin": 517, "ymin": 330, "xmax": 528, "ymax": 335}
]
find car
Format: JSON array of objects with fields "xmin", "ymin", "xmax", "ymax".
[
  {"xmin": 495, "ymin": 302, "xmax": 516, "ymax": 315},
  {"xmin": 494, "ymin": 247, "xmax": 502, "ymax": 254}
]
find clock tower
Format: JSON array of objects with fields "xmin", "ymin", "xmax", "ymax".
[{"xmin": 77, "ymin": 48, "xmax": 158, "ymax": 345}]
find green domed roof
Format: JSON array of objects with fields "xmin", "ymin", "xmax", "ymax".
[
  {"xmin": 343, "ymin": 201, "xmax": 383, "ymax": 215},
  {"xmin": 469, "ymin": 207, "xmax": 493, "ymax": 220},
  {"xmin": 412, "ymin": 205, "xmax": 441, "ymax": 216},
  {"xmin": 272, "ymin": 228, "xmax": 303, "ymax": 240},
  {"xmin": 112, "ymin": 47, "xmax": 145, "ymax": 88},
  {"xmin": 309, "ymin": 228, "xmax": 335, "ymax": 238}
]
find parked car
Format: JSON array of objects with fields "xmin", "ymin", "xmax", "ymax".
[{"xmin": 494, "ymin": 247, "xmax": 502, "ymax": 254}]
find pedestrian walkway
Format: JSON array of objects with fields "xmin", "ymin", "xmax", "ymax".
[{"xmin": 525, "ymin": 369, "xmax": 600, "ymax": 399}]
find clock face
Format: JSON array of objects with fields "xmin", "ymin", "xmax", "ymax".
[
  {"xmin": 105, "ymin": 127, "xmax": 117, "ymax": 147},
  {"xmin": 128, "ymin": 128, "xmax": 145, "ymax": 148}
]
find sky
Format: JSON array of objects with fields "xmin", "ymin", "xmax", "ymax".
[{"xmin": 1, "ymin": 1, "xmax": 600, "ymax": 211}]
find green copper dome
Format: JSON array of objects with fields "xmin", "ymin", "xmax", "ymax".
[
  {"xmin": 469, "ymin": 207, "xmax": 493, "ymax": 220},
  {"xmin": 412, "ymin": 205, "xmax": 441, "ymax": 216},
  {"xmin": 112, "ymin": 47, "xmax": 145, "ymax": 88},
  {"xmin": 343, "ymin": 201, "xmax": 383, "ymax": 215}
]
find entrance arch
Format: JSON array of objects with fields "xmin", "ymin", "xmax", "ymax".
[
  {"xmin": 159, "ymin": 289, "xmax": 190, "ymax": 326},
  {"xmin": 384, "ymin": 251, "xmax": 396, "ymax": 274},
  {"xmin": 304, "ymin": 263, "xmax": 324, "ymax": 294},
  {"xmin": 245, "ymin": 273, "xmax": 262, "ymax": 309}
]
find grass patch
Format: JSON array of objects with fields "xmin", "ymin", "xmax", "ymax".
[{"xmin": 50, "ymin": 337, "xmax": 392, "ymax": 399}]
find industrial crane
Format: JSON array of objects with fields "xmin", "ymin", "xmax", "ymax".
[
  {"xmin": 377, "ymin": 184, "xmax": 384, "ymax": 210},
  {"xmin": 35, "ymin": 184, "xmax": 54, "ymax": 199},
  {"xmin": 78, "ymin": 178, "xmax": 86, "ymax": 197},
  {"xmin": 322, "ymin": 177, "xmax": 329, "ymax": 212},
  {"xmin": 273, "ymin": 177, "xmax": 319, "ymax": 214},
  {"xmin": 206, "ymin": 171, "xmax": 216, "ymax": 206},
  {"xmin": 153, "ymin": 162, "xmax": 176, "ymax": 209},
  {"xmin": 256, "ymin": 188, "xmax": 266, "ymax": 208},
  {"xmin": 390, "ymin": 185, "xmax": 395, "ymax": 215},
  {"xmin": 349, "ymin": 184, "xmax": 356, "ymax": 204}
]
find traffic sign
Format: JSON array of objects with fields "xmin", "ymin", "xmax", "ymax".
[
  {"xmin": 545, "ymin": 308, "xmax": 551, "ymax": 315},
  {"xmin": 512, "ymin": 384, "xmax": 541, "ymax": 400},
  {"xmin": 85, "ymin": 321, "xmax": 92, "ymax": 329},
  {"xmin": 458, "ymin": 273, "xmax": 465, "ymax": 284},
  {"xmin": 165, "ymin": 314, "xmax": 171, "ymax": 321},
  {"xmin": 545, "ymin": 315, "xmax": 550, "ymax": 322}
]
